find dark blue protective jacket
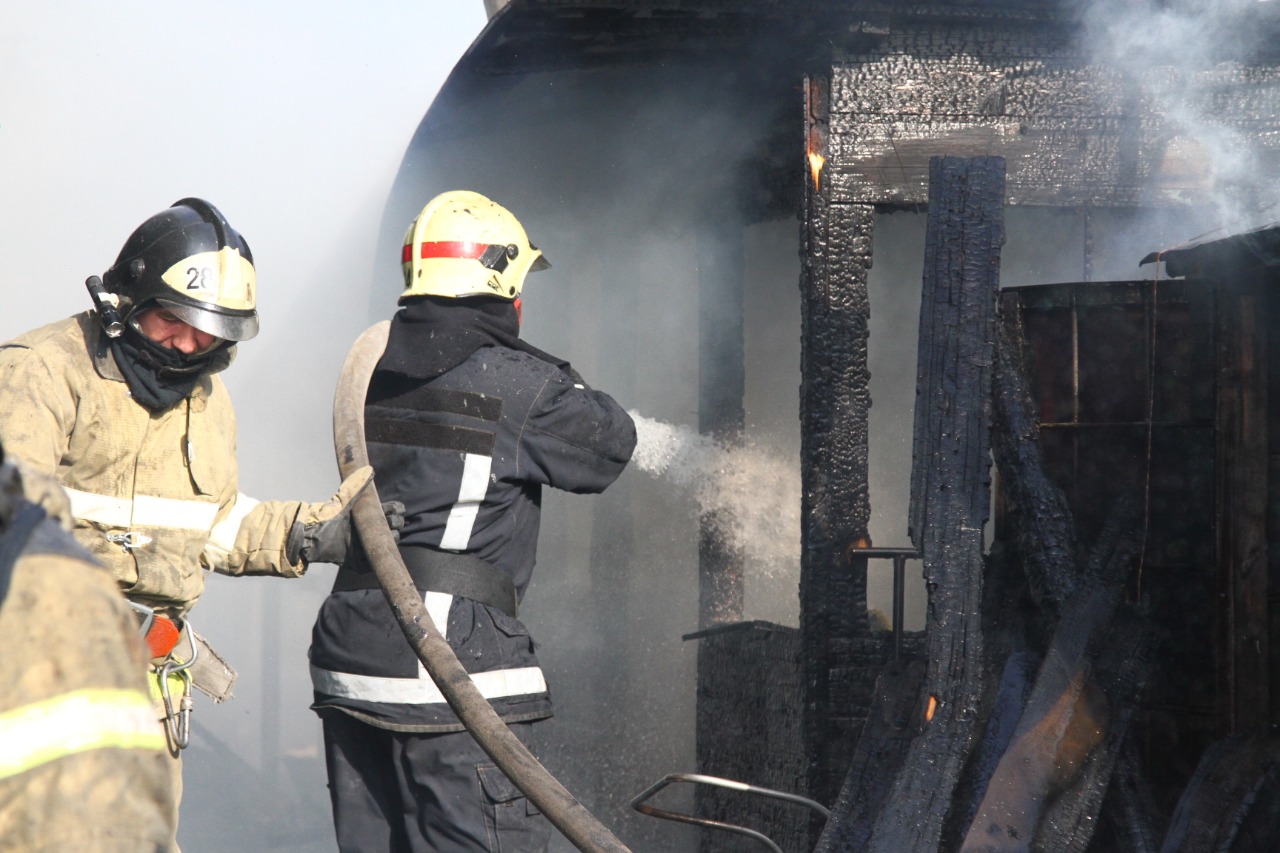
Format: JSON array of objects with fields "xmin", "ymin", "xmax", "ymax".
[{"xmin": 310, "ymin": 341, "xmax": 635, "ymax": 732}]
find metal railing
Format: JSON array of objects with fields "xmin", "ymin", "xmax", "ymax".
[{"xmin": 631, "ymin": 772, "xmax": 830, "ymax": 853}]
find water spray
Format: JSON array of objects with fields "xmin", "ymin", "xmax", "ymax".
[{"xmin": 628, "ymin": 412, "xmax": 800, "ymax": 577}]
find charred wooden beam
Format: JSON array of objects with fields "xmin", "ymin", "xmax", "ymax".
[
  {"xmin": 1159, "ymin": 734, "xmax": 1280, "ymax": 851},
  {"xmin": 979, "ymin": 303, "xmax": 1160, "ymax": 852},
  {"xmin": 991, "ymin": 297, "xmax": 1082, "ymax": 610},
  {"xmin": 812, "ymin": 658, "xmax": 927, "ymax": 853},
  {"xmin": 1096, "ymin": 740, "xmax": 1162, "ymax": 853},
  {"xmin": 1035, "ymin": 601, "xmax": 1157, "ymax": 852},
  {"xmin": 1213, "ymin": 280, "xmax": 1270, "ymax": 735},
  {"xmin": 959, "ymin": 501, "xmax": 1140, "ymax": 852},
  {"xmin": 948, "ymin": 301, "xmax": 1091, "ymax": 848},
  {"xmin": 937, "ymin": 304, "xmax": 1073, "ymax": 844},
  {"xmin": 799, "ymin": 72, "xmax": 876, "ymax": 824},
  {"xmin": 865, "ymin": 155, "xmax": 1005, "ymax": 853},
  {"xmin": 944, "ymin": 645, "xmax": 1040, "ymax": 846}
]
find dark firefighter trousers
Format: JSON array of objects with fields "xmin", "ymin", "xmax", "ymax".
[{"xmin": 323, "ymin": 712, "xmax": 552, "ymax": 853}]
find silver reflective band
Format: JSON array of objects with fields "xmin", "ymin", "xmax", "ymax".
[
  {"xmin": 0, "ymin": 688, "xmax": 165, "ymax": 780},
  {"xmin": 204, "ymin": 492, "xmax": 262, "ymax": 570},
  {"xmin": 65, "ymin": 487, "xmax": 220, "ymax": 531},
  {"xmin": 311, "ymin": 663, "xmax": 547, "ymax": 705},
  {"xmin": 311, "ymin": 589, "xmax": 547, "ymax": 704},
  {"xmin": 439, "ymin": 454, "xmax": 492, "ymax": 551}
]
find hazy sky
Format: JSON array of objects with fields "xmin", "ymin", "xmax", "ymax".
[
  {"xmin": 0, "ymin": 1, "xmax": 490, "ymax": 499},
  {"xmin": 0, "ymin": 0, "xmax": 487, "ymax": 340}
]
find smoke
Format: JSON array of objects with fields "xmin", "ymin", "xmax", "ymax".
[
  {"xmin": 629, "ymin": 412, "xmax": 800, "ymax": 575},
  {"xmin": 1077, "ymin": 0, "xmax": 1280, "ymax": 230}
]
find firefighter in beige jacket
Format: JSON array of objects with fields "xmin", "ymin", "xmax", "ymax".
[
  {"xmin": 0, "ymin": 198, "xmax": 375, "ymax": 844},
  {"xmin": 0, "ymin": 454, "xmax": 175, "ymax": 853}
]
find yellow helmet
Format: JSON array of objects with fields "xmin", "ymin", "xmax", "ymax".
[{"xmin": 399, "ymin": 191, "xmax": 549, "ymax": 303}]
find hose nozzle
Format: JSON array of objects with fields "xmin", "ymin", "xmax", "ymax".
[{"xmin": 85, "ymin": 276, "xmax": 124, "ymax": 338}]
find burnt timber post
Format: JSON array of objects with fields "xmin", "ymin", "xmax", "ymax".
[
  {"xmin": 799, "ymin": 72, "xmax": 875, "ymax": 820},
  {"xmin": 867, "ymin": 155, "xmax": 1005, "ymax": 853},
  {"xmin": 1214, "ymin": 276, "xmax": 1269, "ymax": 735}
]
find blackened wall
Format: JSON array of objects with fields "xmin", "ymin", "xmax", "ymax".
[{"xmin": 824, "ymin": 15, "xmax": 1280, "ymax": 210}]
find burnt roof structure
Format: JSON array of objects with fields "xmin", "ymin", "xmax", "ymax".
[
  {"xmin": 465, "ymin": 1, "xmax": 1280, "ymax": 76},
  {"xmin": 1142, "ymin": 221, "xmax": 1280, "ymax": 277}
]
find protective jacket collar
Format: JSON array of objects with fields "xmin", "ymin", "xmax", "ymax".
[
  {"xmin": 84, "ymin": 313, "xmax": 233, "ymax": 411},
  {"xmin": 378, "ymin": 296, "xmax": 570, "ymax": 380}
]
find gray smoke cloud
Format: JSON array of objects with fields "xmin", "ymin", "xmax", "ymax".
[{"xmin": 1078, "ymin": 0, "xmax": 1280, "ymax": 230}]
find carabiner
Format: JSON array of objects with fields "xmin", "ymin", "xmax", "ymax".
[
  {"xmin": 158, "ymin": 636, "xmax": 199, "ymax": 752},
  {"xmin": 159, "ymin": 666, "xmax": 193, "ymax": 751}
]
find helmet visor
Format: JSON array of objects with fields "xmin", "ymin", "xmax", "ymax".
[{"xmin": 157, "ymin": 298, "xmax": 259, "ymax": 342}]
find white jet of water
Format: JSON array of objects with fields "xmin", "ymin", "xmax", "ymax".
[{"xmin": 629, "ymin": 411, "xmax": 801, "ymax": 575}]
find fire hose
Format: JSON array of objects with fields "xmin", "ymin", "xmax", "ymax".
[{"xmin": 332, "ymin": 321, "xmax": 631, "ymax": 853}]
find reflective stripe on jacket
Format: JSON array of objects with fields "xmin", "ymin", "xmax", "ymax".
[
  {"xmin": 310, "ymin": 343, "xmax": 636, "ymax": 732},
  {"xmin": 0, "ymin": 539, "xmax": 174, "ymax": 850},
  {"xmin": 0, "ymin": 688, "xmax": 164, "ymax": 780},
  {"xmin": 0, "ymin": 313, "xmax": 310, "ymax": 615}
]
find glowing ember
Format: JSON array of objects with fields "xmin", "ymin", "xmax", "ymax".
[
  {"xmin": 807, "ymin": 151, "xmax": 825, "ymax": 190},
  {"xmin": 926, "ymin": 695, "xmax": 938, "ymax": 722}
]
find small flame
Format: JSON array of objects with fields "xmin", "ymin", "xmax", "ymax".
[
  {"xmin": 806, "ymin": 124, "xmax": 827, "ymax": 192},
  {"xmin": 808, "ymin": 152, "xmax": 825, "ymax": 190},
  {"xmin": 925, "ymin": 695, "xmax": 938, "ymax": 722}
]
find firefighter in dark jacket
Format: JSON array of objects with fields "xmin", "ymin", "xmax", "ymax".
[{"xmin": 309, "ymin": 190, "xmax": 636, "ymax": 852}]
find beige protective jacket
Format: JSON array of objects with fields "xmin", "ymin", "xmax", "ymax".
[
  {"xmin": 0, "ymin": 312, "xmax": 320, "ymax": 616},
  {"xmin": 0, "ymin": 536, "xmax": 174, "ymax": 852}
]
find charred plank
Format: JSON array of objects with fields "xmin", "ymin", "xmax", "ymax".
[
  {"xmin": 812, "ymin": 657, "xmax": 927, "ymax": 853},
  {"xmin": 959, "ymin": 501, "xmax": 1140, "ymax": 852},
  {"xmin": 992, "ymin": 296, "xmax": 1082, "ymax": 610},
  {"xmin": 866, "ymin": 155, "xmax": 1005, "ymax": 853},
  {"xmin": 1034, "ymin": 598, "xmax": 1157, "ymax": 852},
  {"xmin": 1159, "ymin": 734, "xmax": 1280, "ymax": 852}
]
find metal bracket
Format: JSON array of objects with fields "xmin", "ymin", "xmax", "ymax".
[{"xmin": 847, "ymin": 546, "xmax": 922, "ymax": 660}]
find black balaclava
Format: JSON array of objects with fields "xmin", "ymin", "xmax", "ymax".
[{"xmin": 110, "ymin": 314, "xmax": 224, "ymax": 412}]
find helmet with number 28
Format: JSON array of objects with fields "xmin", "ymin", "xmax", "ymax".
[{"xmin": 102, "ymin": 198, "xmax": 259, "ymax": 342}]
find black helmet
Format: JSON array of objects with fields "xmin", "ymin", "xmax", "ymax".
[{"xmin": 102, "ymin": 198, "xmax": 259, "ymax": 342}]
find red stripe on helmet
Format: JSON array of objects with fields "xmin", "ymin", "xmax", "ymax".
[{"xmin": 416, "ymin": 241, "xmax": 490, "ymax": 261}]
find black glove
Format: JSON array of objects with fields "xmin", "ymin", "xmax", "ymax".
[{"xmin": 287, "ymin": 500, "xmax": 405, "ymax": 565}]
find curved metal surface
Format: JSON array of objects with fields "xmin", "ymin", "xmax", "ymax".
[
  {"xmin": 332, "ymin": 321, "xmax": 630, "ymax": 853},
  {"xmin": 630, "ymin": 771, "xmax": 831, "ymax": 853}
]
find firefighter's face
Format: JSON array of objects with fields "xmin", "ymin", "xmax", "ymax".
[{"xmin": 134, "ymin": 307, "xmax": 220, "ymax": 355}]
